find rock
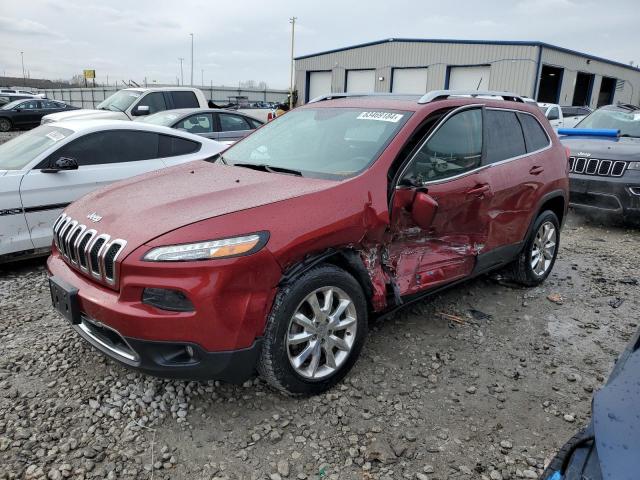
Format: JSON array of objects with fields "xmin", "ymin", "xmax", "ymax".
[
  {"xmin": 416, "ymin": 474, "xmax": 429, "ymax": 480},
  {"xmin": 366, "ymin": 439, "xmax": 397, "ymax": 464},
  {"xmin": 466, "ymin": 386, "xmax": 477, "ymax": 394},
  {"xmin": 500, "ymin": 440, "xmax": 513, "ymax": 449},
  {"xmin": 277, "ymin": 459, "xmax": 290, "ymax": 477},
  {"xmin": 564, "ymin": 414, "xmax": 575, "ymax": 423},
  {"xmin": 459, "ymin": 465, "xmax": 473, "ymax": 475}
]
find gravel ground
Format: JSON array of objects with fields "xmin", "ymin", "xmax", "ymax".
[
  {"xmin": 1, "ymin": 209, "xmax": 639, "ymax": 480},
  {"xmin": 0, "ymin": 131, "xmax": 22, "ymax": 144}
]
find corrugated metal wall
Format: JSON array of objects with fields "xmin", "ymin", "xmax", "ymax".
[
  {"xmin": 295, "ymin": 40, "xmax": 640, "ymax": 106},
  {"xmin": 37, "ymin": 86, "xmax": 289, "ymax": 109},
  {"xmin": 295, "ymin": 41, "xmax": 539, "ymax": 103},
  {"xmin": 539, "ymin": 48, "xmax": 639, "ymax": 108}
]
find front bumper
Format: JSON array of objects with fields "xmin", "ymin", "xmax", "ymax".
[{"xmin": 569, "ymin": 173, "xmax": 640, "ymax": 219}]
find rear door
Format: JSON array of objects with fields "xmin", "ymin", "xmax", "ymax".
[
  {"xmin": 12, "ymin": 99, "xmax": 42, "ymax": 127},
  {"xmin": 389, "ymin": 106, "xmax": 493, "ymax": 295},
  {"xmin": 174, "ymin": 113, "xmax": 216, "ymax": 139},
  {"xmin": 215, "ymin": 113, "xmax": 254, "ymax": 142},
  {"xmin": 20, "ymin": 130, "xmax": 166, "ymax": 249}
]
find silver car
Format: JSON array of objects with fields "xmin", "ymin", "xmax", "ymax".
[{"xmin": 138, "ymin": 108, "xmax": 263, "ymax": 144}]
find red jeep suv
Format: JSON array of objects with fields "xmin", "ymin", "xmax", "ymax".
[{"xmin": 47, "ymin": 90, "xmax": 569, "ymax": 395}]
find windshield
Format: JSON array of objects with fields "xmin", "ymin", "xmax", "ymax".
[
  {"xmin": 96, "ymin": 90, "xmax": 142, "ymax": 112},
  {"xmin": 1, "ymin": 100, "xmax": 24, "ymax": 111},
  {"xmin": 577, "ymin": 108, "xmax": 640, "ymax": 137},
  {"xmin": 138, "ymin": 111, "xmax": 180, "ymax": 126},
  {"xmin": 0, "ymin": 125, "xmax": 73, "ymax": 170},
  {"xmin": 222, "ymin": 108, "xmax": 410, "ymax": 179}
]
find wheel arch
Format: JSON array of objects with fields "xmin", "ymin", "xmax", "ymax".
[
  {"xmin": 0, "ymin": 116, "xmax": 13, "ymax": 130},
  {"xmin": 522, "ymin": 190, "xmax": 567, "ymax": 246}
]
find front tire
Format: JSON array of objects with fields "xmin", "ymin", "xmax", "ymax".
[
  {"xmin": 0, "ymin": 118, "xmax": 11, "ymax": 132},
  {"xmin": 258, "ymin": 265, "xmax": 368, "ymax": 395},
  {"xmin": 509, "ymin": 210, "xmax": 560, "ymax": 286}
]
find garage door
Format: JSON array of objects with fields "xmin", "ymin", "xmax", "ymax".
[
  {"xmin": 448, "ymin": 66, "xmax": 491, "ymax": 90},
  {"xmin": 346, "ymin": 70, "xmax": 376, "ymax": 93},
  {"xmin": 392, "ymin": 68, "xmax": 428, "ymax": 93},
  {"xmin": 308, "ymin": 71, "xmax": 332, "ymax": 101}
]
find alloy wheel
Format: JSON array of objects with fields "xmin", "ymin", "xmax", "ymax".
[
  {"xmin": 531, "ymin": 221, "xmax": 557, "ymax": 276},
  {"xmin": 0, "ymin": 119, "xmax": 10, "ymax": 132},
  {"xmin": 286, "ymin": 287, "xmax": 357, "ymax": 380}
]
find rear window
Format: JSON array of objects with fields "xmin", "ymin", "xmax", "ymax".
[
  {"xmin": 518, "ymin": 113, "xmax": 550, "ymax": 153},
  {"xmin": 171, "ymin": 91, "xmax": 199, "ymax": 108},
  {"xmin": 485, "ymin": 110, "xmax": 526, "ymax": 163},
  {"xmin": 159, "ymin": 135, "xmax": 201, "ymax": 157}
]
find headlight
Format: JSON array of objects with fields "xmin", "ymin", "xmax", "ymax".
[
  {"xmin": 143, "ymin": 232, "xmax": 268, "ymax": 262},
  {"xmin": 627, "ymin": 161, "xmax": 640, "ymax": 170}
]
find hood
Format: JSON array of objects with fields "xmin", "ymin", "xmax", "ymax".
[
  {"xmin": 560, "ymin": 136, "xmax": 640, "ymax": 162},
  {"xmin": 63, "ymin": 161, "xmax": 337, "ymax": 252},
  {"xmin": 591, "ymin": 329, "xmax": 640, "ymax": 479},
  {"xmin": 43, "ymin": 109, "xmax": 128, "ymax": 122}
]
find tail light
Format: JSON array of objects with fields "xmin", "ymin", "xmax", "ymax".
[{"xmin": 267, "ymin": 112, "xmax": 274, "ymax": 121}]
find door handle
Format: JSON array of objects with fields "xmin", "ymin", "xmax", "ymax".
[
  {"xmin": 466, "ymin": 183, "xmax": 491, "ymax": 197},
  {"xmin": 529, "ymin": 165, "xmax": 545, "ymax": 175}
]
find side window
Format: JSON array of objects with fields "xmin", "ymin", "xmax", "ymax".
[
  {"xmin": 401, "ymin": 108, "xmax": 482, "ymax": 183},
  {"xmin": 176, "ymin": 114, "xmax": 213, "ymax": 134},
  {"xmin": 158, "ymin": 135, "xmax": 201, "ymax": 157},
  {"xmin": 577, "ymin": 107, "xmax": 591, "ymax": 115},
  {"xmin": 547, "ymin": 107, "xmax": 560, "ymax": 121},
  {"xmin": 171, "ymin": 91, "xmax": 199, "ymax": 108},
  {"xmin": 137, "ymin": 92, "xmax": 167, "ymax": 114},
  {"xmin": 518, "ymin": 113, "xmax": 550, "ymax": 153},
  {"xmin": 560, "ymin": 106, "xmax": 574, "ymax": 116},
  {"xmin": 219, "ymin": 113, "xmax": 251, "ymax": 132},
  {"xmin": 21, "ymin": 100, "xmax": 41, "ymax": 110},
  {"xmin": 52, "ymin": 130, "xmax": 160, "ymax": 166},
  {"xmin": 485, "ymin": 110, "xmax": 526, "ymax": 164},
  {"xmin": 42, "ymin": 100, "xmax": 60, "ymax": 109},
  {"xmin": 248, "ymin": 118, "xmax": 263, "ymax": 129}
]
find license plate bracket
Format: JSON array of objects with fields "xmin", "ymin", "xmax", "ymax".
[{"xmin": 49, "ymin": 276, "xmax": 81, "ymax": 325}]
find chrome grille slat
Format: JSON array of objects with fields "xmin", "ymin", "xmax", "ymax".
[
  {"xmin": 568, "ymin": 157, "xmax": 628, "ymax": 178},
  {"xmin": 55, "ymin": 216, "xmax": 126, "ymax": 287}
]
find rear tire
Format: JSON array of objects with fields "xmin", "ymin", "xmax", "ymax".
[
  {"xmin": 509, "ymin": 210, "xmax": 560, "ymax": 286},
  {"xmin": 258, "ymin": 265, "xmax": 368, "ymax": 396},
  {"xmin": 0, "ymin": 118, "xmax": 11, "ymax": 132}
]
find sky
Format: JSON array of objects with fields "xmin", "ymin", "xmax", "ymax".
[{"xmin": 1, "ymin": 0, "xmax": 639, "ymax": 89}]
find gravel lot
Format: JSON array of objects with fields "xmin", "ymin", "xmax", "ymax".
[{"xmin": 1, "ymin": 212, "xmax": 638, "ymax": 480}]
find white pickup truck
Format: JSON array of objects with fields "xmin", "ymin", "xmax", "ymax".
[
  {"xmin": 537, "ymin": 103, "xmax": 592, "ymax": 130},
  {"xmin": 41, "ymin": 87, "xmax": 209, "ymax": 124}
]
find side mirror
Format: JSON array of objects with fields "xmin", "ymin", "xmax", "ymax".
[
  {"xmin": 411, "ymin": 191, "xmax": 438, "ymax": 230},
  {"xmin": 131, "ymin": 105, "xmax": 150, "ymax": 116},
  {"xmin": 42, "ymin": 157, "xmax": 79, "ymax": 173}
]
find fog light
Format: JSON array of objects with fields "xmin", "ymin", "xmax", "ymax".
[{"xmin": 142, "ymin": 288, "xmax": 194, "ymax": 312}]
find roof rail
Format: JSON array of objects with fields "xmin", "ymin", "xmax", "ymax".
[
  {"xmin": 307, "ymin": 92, "xmax": 414, "ymax": 103},
  {"xmin": 419, "ymin": 90, "xmax": 524, "ymax": 104}
]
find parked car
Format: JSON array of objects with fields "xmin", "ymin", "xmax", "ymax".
[
  {"xmin": 0, "ymin": 88, "xmax": 44, "ymax": 98},
  {"xmin": 542, "ymin": 326, "xmax": 640, "ymax": 480},
  {"xmin": 559, "ymin": 103, "xmax": 640, "ymax": 223},
  {"xmin": 0, "ymin": 120, "xmax": 224, "ymax": 263},
  {"xmin": 539, "ymin": 103, "xmax": 592, "ymax": 130},
  {"xmin": 40, "ymin": 87, "xmax": 209, "ymax": 124},
  {"xmin": 47, "ymin": 90, "xmax": 568, "ymax": 395},
  {"xmin": 0, "ymin": 98, "xmax": 78, "ymax": 131},
  {"xmin": 138, "ymin": 108, "xmax": 263, "ymax": 144}
]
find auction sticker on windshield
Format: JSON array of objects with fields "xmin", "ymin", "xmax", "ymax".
[
  {"xmin": 357, "ymin": 112, "xmax": 404, "ymax": 122},
  {"xmin": 45, "ymin": 130, "xmax": 66, "ymax": 142}
]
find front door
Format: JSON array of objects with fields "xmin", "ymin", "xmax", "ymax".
[
  {"xmin": 216, "ymin": 112, "xmax": 254, "ymax": 143},
  {"xmin": 11, "ymin": 99, "xmax": 42, "ymax": 128},
  {"xmin": 174, "ymin": 113, "xmax": 216, "ymax": 139},
  {"xmin": 20, "ymin": 130, "xmax": 166, "ymax": 249},
  {"xmin": 388, "ymin": 107, "xmax": 493, "ymax": 296}
]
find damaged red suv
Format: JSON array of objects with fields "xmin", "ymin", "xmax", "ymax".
[{"xmin": 48, "ymin": 90, "xmax": 568, "ymax": 395}]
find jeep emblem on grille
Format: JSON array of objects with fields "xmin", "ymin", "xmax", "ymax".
[
  {"xmin": 576, "ymin": 152, "xmax": 591, "ymax": 157},
  {"xmin": 87, "ymin": 212, "xmax": 102, "ymax": 223}
]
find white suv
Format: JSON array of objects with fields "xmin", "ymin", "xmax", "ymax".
[{"xmin": 41, "ymin": 87, "xmax": 209, "ymax": 124}]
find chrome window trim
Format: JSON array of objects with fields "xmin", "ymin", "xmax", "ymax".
[{"xmin": 395, "ymin": 105, "xmax": 553, "ymax": 189}]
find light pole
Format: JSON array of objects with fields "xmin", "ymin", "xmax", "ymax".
[
  {"xmin": 190, "ymin": 33, "xmax": 194, "ymax": 86},
  {"xmin": 20, "ymin": 51, "xmax": 25, "ymax": 83},
  {"xmin": 288, "ymin": 17, "xmax": 297, "ymax": 109},
  {"xmin": 178, "ymin": 57, "xmax": 184, "ymax": 86}
]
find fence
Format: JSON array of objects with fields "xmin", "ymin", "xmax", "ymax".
[{"xmin": 36, "ymin": 85, "xmax": 289, "ymax": 109}]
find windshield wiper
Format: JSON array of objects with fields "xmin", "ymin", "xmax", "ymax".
[
  {"xmin": 232, "ymin": 163, "xmax": 303, "ymax": 177},
  {"xmin": 206, "ymin": 153, "xmax": 227, "ymax": 165}
]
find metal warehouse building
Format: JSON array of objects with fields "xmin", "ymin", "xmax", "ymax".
[{"xmin": 294, "ymin": 38, "xmax": 640, "ymax": 107}]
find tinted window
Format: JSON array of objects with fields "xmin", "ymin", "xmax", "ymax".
[
  {"xmin": 171, "ymin": 91, "xmax": 199, "ymax": 108},
  {"xmin": 561, "ymin": 106, "xmax": 575, "ymax": 116},
  {"xmin": 176, "ymin": 114, "xmax": 213, "ymax": 134},
  {"xmin": 248, "ymin": 118, "xmax": 263, "ymax": 129},
  {"xmin": 53, "ymin": 130, "xmax": 159, "ymax": 165},
  {"xmin": 401, "ymin": 108, "xmax": 482, "ymax": 183},
  {"xmin": 547, "ymin": 107, "xmax": 560, "ymax": 121},
  {"xmin": 42, "ymin": 100, "xmax": 61, "ymax": 109},
  {"xmin": 518, "ymin": 113, "xmax": 549, "ymax": 153},
  {"xmin": 485, "ymin": 110, "xmax": 526, "ymax": 164},
  {"xmin": 219, "ymin": 113, "xmax": 251, "ymax": 132},
  {"xmin": 21, "ymin": 100, "xmax": 41, "ymax": 110},
  {"xmin": 158, "ymin": 135, "xmax": 200, "ymax": 157},
  {"xmin": 137, "ymin": 92, "xmax": 167, "ymax": 114}
]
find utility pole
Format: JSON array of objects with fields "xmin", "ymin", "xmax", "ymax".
[
  {"xmin": 178, "ymin": 57, "xmax": 184, "ymax": 86},
  {"xmin": 190, "ymin": 33, "xmax": 194, "ymax": 86},
  {"xmin": 20, "ymin": 51, "xmax": 25, "ymax": 82},
  {"xmin": 288, "ymin": 17, "xmax": 297, "ymax": 109}
]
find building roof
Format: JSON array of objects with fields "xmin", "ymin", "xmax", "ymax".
[{"xmin": 295, "ymin": 38, "xmax": 640, "ymax": 73}]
